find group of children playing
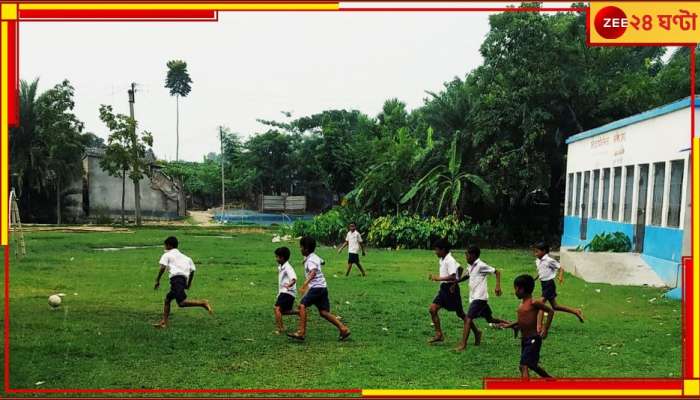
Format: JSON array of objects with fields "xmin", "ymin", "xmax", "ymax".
[
  {"xmin": 152, "ymin": 223, "xmax": 584, "ymax": 379},
  {"xmin": 427, "ymin": 239, "xmax": 584, "ymax": 378}
]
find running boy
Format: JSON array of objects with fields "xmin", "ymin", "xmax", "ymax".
[
  {"xmin": 533, "ymin": 242, "xmax": 584, "ymax": 332},
  {"xmin": 498, "ymin": 274, "xmax": 554, "ymax": 379},
  {"xmin": 337, "ymin": 222, "xmax": 366, "ymax": 277},
  {"xmin": 287, "ymin": 236, "xmax": 351, "ymax": 341},
  {"xmin": 455, "ymin": 245, "xmax": 510, "ymax": 351},
  {"xmin": 427, "ymin": 238, "xmax": 465, "ymax": 344},
  {"xmin": 274, "ymin": 246, "xmax": 299, "ymax": 334},
  {"xmin": 153, "ymin": 236, "xmax": 212, "ymax": 328}
]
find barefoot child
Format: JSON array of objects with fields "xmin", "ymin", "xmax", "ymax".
[
  {"xmin": 274, "ymin": 246, "xmax": 299, "ymax": 334},
  {"xmin": 455, "ymin": 245, "xmax": 510, "ymax": 351},
  {"xmin": 288, "ymin": 236, "xmax": 351, "ymax": 341},
  {"xmin": 337, "ymin": 222, "xmax": 367, "ymax": 277},
  {"xmin": 533, "ymin": 242, "xmax": 584, "ymax": 332},
  {"xmin": 153, "ymin": 236, "xmax": 212, "ymax": 328},
  {"xmin": 427, "ymin": 238, "xmax": 465, "ymax": 344},
  {"xmin": 499, "ymin": 274, "xmax": 554, "ymax": 379}
]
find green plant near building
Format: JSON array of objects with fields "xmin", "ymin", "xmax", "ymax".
[{"xmin": 583, "ymin": 232, "xmax": 632, "ymax": 252}]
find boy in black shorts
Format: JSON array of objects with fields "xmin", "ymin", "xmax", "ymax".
[
  {"xmin": 274, "ymin": 247, "xmax": 299, "ymax": 334},
  {"xmin": 533, "ymin": 242, "xmax": 583, "ymax": 332},
  {"xmin": 498, "ymin": 274, "xmax": 554, "ymax": 379},
  {"xmin": 455, "ymin": 245, "xmax": 510, "ymax": 351},
  {"xmin": 153, "ymin": 236, "xmax": 212, "ymax": 328},
  {"xmin": 427, "ymin": 238, "xmax": 465, "ymax": 344},
  {"xmin": 287, "ymin": 236, "xmax": 350, "ymax": 341},
  {"xmin": 337, "ymin": 222, "xmax": 367, "ymax": 277}
]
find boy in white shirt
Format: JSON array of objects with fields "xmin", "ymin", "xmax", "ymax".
[
  {"xmin": 274, "ymin": 246, "xmax": 299, "ymax": 334},
  {"xmin": 455, "ymin": 245, "xmax": 510, "ymax": 351},
  {"xmin": 533, "ymin": 242, "xmax": 584, "ymax": 333},
  {"xmin": 153, "ymin": 236, "xmax": 212, "ymax": 328},
  {"xmin": 337, "ymin": 222, "xmax": 367, "ymax": 277},
  {"xmin": 427, "ymin": 238, "xmax": 465, "ymax": 344},
  {"xmin": 288, "ymin": 236, "xmax": 351, "ymax": 342}
]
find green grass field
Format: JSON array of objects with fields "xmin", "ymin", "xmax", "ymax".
[{"xmin": 1, "ymin": 227, "xmax": 682, "ymax": 393}]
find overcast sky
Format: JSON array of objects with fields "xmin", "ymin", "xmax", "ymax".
[{"xmin": 20, "ymin": 5, "xmax": 540, "ymax": 161}]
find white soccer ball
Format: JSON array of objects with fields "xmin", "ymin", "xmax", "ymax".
[{"xmin": 48, "ymin": 294, "xmax": 61, "ymax": 308}]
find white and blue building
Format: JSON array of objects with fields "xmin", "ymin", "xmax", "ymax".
[{"xmin": 562, "ymin": 98, "xmax": 693, "ymax": 299}]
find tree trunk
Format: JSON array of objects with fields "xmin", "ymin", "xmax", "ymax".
[
  {"xmin": 121, "ymin": 169, "xmax": 126, "ymax": 226},
  {"xmin": 55, "ymin": 180, "xmax": 61, "ymax": 225},
  {"xmin": 176, "ymin": 95, "xmax": 179, "ymax": 162},
  {"xmin": 134, "ymin": 178, "xmax": 142, "ymax": 226}
]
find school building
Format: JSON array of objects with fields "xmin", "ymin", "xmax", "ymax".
[{"xmin": 561, "ymin": 97, "xmax": 693, "ymax": 300}]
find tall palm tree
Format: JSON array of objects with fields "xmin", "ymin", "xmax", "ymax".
[
  {"xmin": 165, "ymin": 60, "xmax": 193, "ymax": 161},
  {"xmin": 400, "ymin": 135, "xmax": 493, "ymax": 218}
]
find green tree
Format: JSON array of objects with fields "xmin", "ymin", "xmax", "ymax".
[
  {"xmin": 9, "ymin": 79, "xmax": 41, "ymax": 215},
  {"xmin": 465, "ymin": 4, "xmax": 666, "ymax": 228},
  {"xmin": 99, "ymin": 105, "xmax": 154, "ymax": 226},
  {"xmin": 243, "ymin": 130, "xmax": 294, "ymax": 194},
  {"xmin": 11, "ymin": 79, "xmax": 95, "ymax": 223},
  {"xmin": 165, "ymin": 60, "xmax": 193, "ymax": 161},
  {"xmin": 348, "ymin": 127, "xmax": 429, "ymax": 215},
  {"xmin": 400, "ymin": 135, "xmax": 492, "ymax": 217},
  {"xmin": 34, "ymin": 80, "xmax": 86, "ymax": 224}
]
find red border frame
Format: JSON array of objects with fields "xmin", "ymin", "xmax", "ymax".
[{"xmin": 1, "ymin": 1, "xmax": 696, "ymax": 397}]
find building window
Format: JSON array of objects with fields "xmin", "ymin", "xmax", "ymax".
[
  {"xmin": 667, "ymin": 160, "xmax": 685, "ymax": 228},
  {"xmin": 638, "ymin": 164, "xmax": 649, "ymax": 224},
  {"xmin": 623, "ymin": 165, "xmax": 634, "ymax": 223},
  {"xmin": 601, "ymin": 168, "xmax": 611, "ymax": 219},
  {"xmin": 582, "ymin": 171, "xmax": 591, "ymax": 218},
  {"xmin": 651, "ymin": 162, "xmax": 665, "ymax": 226},
  {"xmin": 591, "ymin": 170, "xmax": 600, "ymax": 219},
  {"xmin": 575, "ymin": 172, "xmax": 582, "ymax": 217},
  {"xmin": 612, "ymin": 167, "xmax": 622, "ymax": 221},
  {"xmin": 567, "ymin": 173, "xmax": 574, "ymax": 216}
]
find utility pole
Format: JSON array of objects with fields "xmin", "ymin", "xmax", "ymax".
[
  {"xmin": 128, "ymin": 82, "xmax": 142, "ymax": 226},
  {"xmin": 220, "ymin": 126, "xmax": 225, "ymax": 223}
]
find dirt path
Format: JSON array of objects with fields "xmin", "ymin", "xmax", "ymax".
[{"xmin": 188, "ymin": 210, "xmax": 216, "ymax": 226}]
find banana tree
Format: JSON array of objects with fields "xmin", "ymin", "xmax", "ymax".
[{"xmin": 400, "ymin": 135, "xmax": 492, "ymax": 218}]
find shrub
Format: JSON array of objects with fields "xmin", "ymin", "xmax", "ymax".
[
  {"xmin": 367, "ymin": 214, "xmax": 474, "ymax": 249},
  {"xmin": 584, "ymin": 232, "xmax": 632, "ymax": 252},
  {"xmin": 280, "ymin": 206, "xmax": 372, "ymax": 245}
]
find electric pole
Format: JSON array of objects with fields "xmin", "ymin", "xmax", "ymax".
[
  {"xmin": 128, "ymin": 82, "xmax": 142, "ymax": 226},
  {"xmin": 220, "ymin": 126, "xmax": 225, "ymax": 223}
]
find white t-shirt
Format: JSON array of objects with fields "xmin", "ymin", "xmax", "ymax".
[
  {"xmin": 438, "ymin": 252, "xmax": 460, "ymax": 280},
  {"xmin": 159, "ymin": 248, "xmax": 196, "ymax": 279},
  {"xmin": 278, "ymin": 261, "xmax": 297, "ymax": 297},
  {"xmin": 304, "ymin": 253, "xmax": 327, "ymax": 289},
  {"xmin": 346, "ymin": 230, "xmax": 363, "ymax": 254},
  {"xmin": 536, "ymin": 254, "xmax": 560, "ymax": 282},
  {"xmin": 466, "ymin": 258, "xmax": 496, "ymax": 302}
]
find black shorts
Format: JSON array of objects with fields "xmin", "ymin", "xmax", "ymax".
[
  {"xmin": 301, "ymin": 287, "xmax": 330, "ymax": 311},
  {"xmin": 467, "ymin": 299, "xmax": 493, "ymax": 320},
  {"xmin": 348, "ymin": 253, "xmax": 360, "ymax": 264},
  {"xmin": 432, "ymin": 283, "xmax": 465, "ymax": 316},
  {"xmin": 541, "ymin": 279, "xmax": 557, "ymax": 301},
  {"xmin": 166, "ymin": 276, "xmax": 188, "ymax": 305},
  {"xmin": 275, "ymin": 293, "xmax": 296, "ymax": 312},
  {"xmin": 520, "ymin": 335, "xmax": 543, "ymax": 368}
]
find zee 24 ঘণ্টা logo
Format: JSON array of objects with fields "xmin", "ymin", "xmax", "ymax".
[{"xmin": 594, "ymin": 5, "xmax": 699, "ymax": 40}]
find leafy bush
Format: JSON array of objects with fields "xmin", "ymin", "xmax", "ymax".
[
  {"xmin": 282, "ymin": 208, "xmax": 521, "ymax": 249},
  {"xmin": 92, "ymin": 206, "xmax": 114, "ymax": 225},
  {"xmin": 367, "ymin": 214, "xmax": 473, "ymax": 249},
  {"xmin": 281, "ymin": 206, "xmax": 372, "ymax": 245},
  {"xmin": 584, "ymin": 232, "xmax": 632, "ymax": 252}
]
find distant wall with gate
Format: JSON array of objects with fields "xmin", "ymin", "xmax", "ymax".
[{"xmin": 258, "ymin": 195, "xmax": 306, "ymax": 212}]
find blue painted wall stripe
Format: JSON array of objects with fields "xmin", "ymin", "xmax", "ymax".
[{"xmin": 560, "ymin": 217, "xmax": 683, "ymax": 287}]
